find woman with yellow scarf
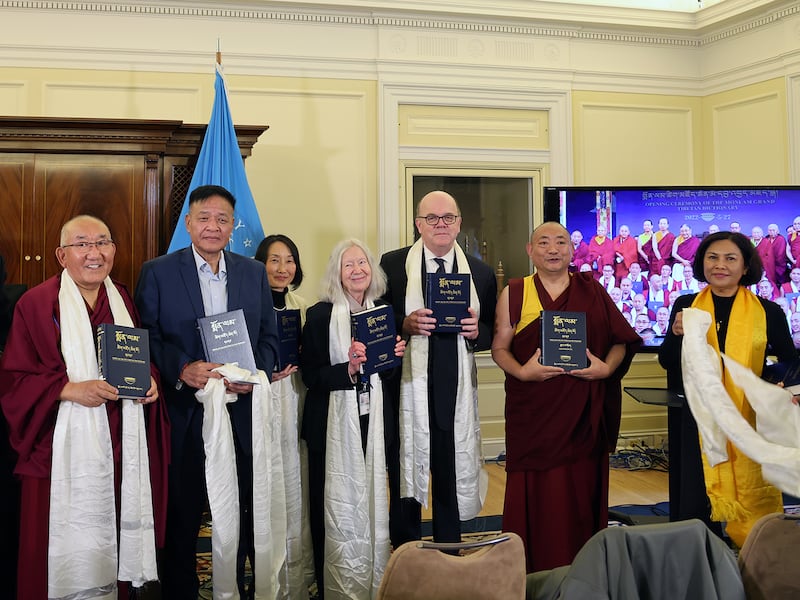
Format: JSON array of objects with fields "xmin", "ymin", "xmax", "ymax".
[{"xmin": 659, "ymin": 231, "xmax": 797, "ymax": 547}]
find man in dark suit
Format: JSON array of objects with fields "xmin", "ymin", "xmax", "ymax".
[
  {"xmin": 380, "ymin": 190, "xmax": 496, "ymax": 545},
  {"xmin": 135, "ymin": 184, "xmax": 278, "ymax": 599}
]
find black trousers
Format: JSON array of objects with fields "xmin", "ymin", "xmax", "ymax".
[
  {"xmin": 384, "ymin": 383, "xmax": 422, "ymax": 547},
  {"xmin": 668, "ymin": 402, "xmax": 725, "ymax": 539}
]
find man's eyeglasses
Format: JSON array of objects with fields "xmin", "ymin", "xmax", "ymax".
[
  {"xmin": 61, "ymin": 240, "xmax": 115, "ymax": 252},
  {"xmin": 418, "ymin": 214, "xmax": 459, "ymax": 226}
]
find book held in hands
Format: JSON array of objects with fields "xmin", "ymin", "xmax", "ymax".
[
  {"xmin": 97, "ymin": 323, "xmax": 151, "ymax": 400},
  {"xmin": 426, "ymin": 273, "xmax": 470, "ymax": 333},
  {"xmin": 762, "ymin": 358, "xmax": 800, "ymax": 395},
  {"xmin": 275, "ymin": 309, "xmax": 301, "ymax": 371},
  {"xmin": 350, "ymin": 304, "xmax": 401, "ymax": 376},
  {"xmin": 197, "ymin": 309, "xmax": 259, "ymax": 383},
  {"xmin": 539, "ymin": 310, "xmax": 587, "ymax": 371}
]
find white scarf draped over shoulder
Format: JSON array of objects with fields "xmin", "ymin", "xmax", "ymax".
[
  {"xmin": 194, "ymin": 361, "xmax": 288, "ymax": 600},
  {"xmin": 272, "ymin": 290, "xmax": 315, "ymax": 599},
  {"xmin": 681, "ymin": 307, "xmax": 800, "ymax": 496},
  {"xmin": 51, "ymin": 272, "xmax": 157, "ymax": 600},
  {"xmin": 324, "ymin": 300, "xmax": 390, "ymax": 600},
  {"xmin": 398, "ymin": 239, "xmax": 486, "ymax": 520}
]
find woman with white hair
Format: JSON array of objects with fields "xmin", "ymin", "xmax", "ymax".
[{"xmin": 300, "ymin": 239, "xmax": 405, "ymax": 600}]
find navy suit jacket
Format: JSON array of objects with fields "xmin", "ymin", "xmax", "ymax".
[{"xmin": 135, "ymin": 246, "xmax": 278, "ymax": 466}]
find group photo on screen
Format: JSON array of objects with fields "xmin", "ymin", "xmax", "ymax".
[{"xmin": 543, "ymin": 186, "xmax": 800, "ymax": 350}]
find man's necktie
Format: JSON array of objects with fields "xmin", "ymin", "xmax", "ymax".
[{"xmin": 429, "ymin": 255, "xmax": 457, "ymax": 431}]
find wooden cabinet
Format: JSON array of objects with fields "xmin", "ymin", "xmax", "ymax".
[{"xmin": 0, "ymin": 117, "xmax": 266, "ymax": 292}]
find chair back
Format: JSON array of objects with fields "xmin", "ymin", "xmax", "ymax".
[
  {"xmin": 738, "ymin": 512, "xmax": 800, "ymax": 599},
  {"xmin": 377, "ymin": 533, "xmax": 526, "ymax": 600}
]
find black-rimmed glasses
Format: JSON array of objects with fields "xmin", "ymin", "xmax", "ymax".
[
  {"xmin": 61, "ymin": 240, "xmax": 115, "ymax": 252},
  {"xmin": 418, "ymin": 214, "xmax": 459, "ymax": 226}
]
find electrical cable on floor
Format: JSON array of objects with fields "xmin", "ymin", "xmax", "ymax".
[{"xmin": 610, "ymin": 439, "xmax": 669, "ymax": 472}]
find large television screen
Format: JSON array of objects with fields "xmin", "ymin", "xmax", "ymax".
[{"xmin": 543, "ymin": 185, "xmax": 800, "ymax": 352}]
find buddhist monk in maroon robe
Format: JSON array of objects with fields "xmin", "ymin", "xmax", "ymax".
[
  {"xmin": 0, "ymin": 215, "xmax": 169, "ymax": 600},
  {"xmin": 766, "ymin": 224, "xmax": 788, "ymax": 284},
  {"xmin": 789, "ymin": 217, "xmax": 800, "ymax": 270},
  {"xmin": 492, "ymin": 222, "xmax": 640, "ymax": 573},
  {"xmin": 751, "ymin": 226, "xmax": 775, "ymax": 285},
  {"xmin": 570, "ymin": 230, "xmax": 590, "ymax": 273},
  {"xmin": 649, "ymin": 217, "xmax": 675, "ymax": 276},
  {"xmin": 612, "ymin": 225, "xmax": 638, "ymax": 280},
  {"xmin": 671, "ymin": 224, "xmax": 700, "ymax": 275},
  {"xmin": 587, "ymin": 224, "xmax": 615, "ymax": 278}
]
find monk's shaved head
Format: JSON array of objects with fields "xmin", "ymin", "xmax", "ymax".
[{"xmin": 60, "ymin": 215, "xmax": 111, "ymax": 246}]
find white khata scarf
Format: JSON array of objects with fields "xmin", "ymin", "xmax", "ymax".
[
  {"xmin": 399, "ymin": 239, "xmax": 486, "ymax": 519},
  {"xmin": 272, "ymin": 291, "xmax": 315, "ymax": 599},
  {"xmin": 681, "ymin": 307, "xmax": 800, "ymax": 497},
  {"xmin": 51, "ymin": 272, "xmax": 157, "ymax": 600},
  {"xmin": 195, "ymin": 363, "xmax": 287, "ymax": 600},
  {"xmin": 324, "ymin": 301, "xmax": 390, "ymax": 600}
]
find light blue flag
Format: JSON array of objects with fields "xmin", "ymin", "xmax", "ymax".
[{"xmin": 167, "ymin": 60, "xmax": 264, "ymax": 257}]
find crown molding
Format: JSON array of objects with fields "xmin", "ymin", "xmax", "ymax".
[{"xmin": 1, "ymin": 0, "xmax": 797, "ymax": 47}]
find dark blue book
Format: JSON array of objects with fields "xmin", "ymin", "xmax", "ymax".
[
  {"xmin": 97, "ymin": 323, "xmax": 151, "ymax": 400},
  {"xmin": 762, "ymin": 359, "xmax": 800, "ymax": 395},
  {"xmin": 197, "ymin": 309, "xmax": 258, "ymax": 382},
  {"xmin": 426, "ymin": 273, "xmax": 470, "ymax": 333},
  {"xmin": 631, "ymin": 281, "xmax": 644, "ymax": 295},
  {"xmin": 350, "ymin": 304, "xmax": 401, "ymax": 376},
  {"xmin": 275, "ymin": 309, "xmax": 301, "ymax": 371},
  {"xmin": 539, "ymin": 310, "xmax": 587, "ymax": 371}
]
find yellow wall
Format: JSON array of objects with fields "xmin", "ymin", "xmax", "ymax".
[
  {"xmin": 1, "ymin": 63, "xmax": 793, "ymax": 449},
  {"xmin": 571, "ymin": 90, "xmax": 703, "ymax": 186},
  {"xmin": 701, "ymin": 78, "xmax": 788, "ymax": 185},
  {"xmin": 0, "ymin": 67, "xmax": 377, "ymax": 294}
]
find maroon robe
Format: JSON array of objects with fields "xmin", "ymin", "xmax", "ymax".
[
  {"xmin": 612, "ymin": 235, "xmax": 637, "ymax": 280},
  {"xmin": 674, "ymin": 235, "xmax": 700, "ymax": 267},
  {"xmin": 649, "ymin": 231, "xmax": 675, "ymax": 275},
  {"xmin": 769, "ymin": 234, "xmax": 787, "ymax": 284},
  {"xmin": 790, "ymin": 232, "xmax": 800, "ymax": 269},
  {"xmin": 501, "ymin": 273, "xmax": 640, "ymax": 572},
  {"xmin": 0, "ymin": 275, "xmax": 170, "ymax": 600},
  {"xmin": 638, "ymin": 233, "xmax": 654, "ymax": 272},
  {"xmin": 570, "ymin": 240, "xmax": 590, "ymax": 273},
  {"xmin": 753, "ymin": 238, "xmax": 775, "ymax": 285},
  {"xmin": 587, "ymin": 236, "xmax": 615, "ymax": 276}
]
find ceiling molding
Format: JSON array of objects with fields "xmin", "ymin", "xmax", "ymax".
[{"xmin": 1, "ymin": 0, "xmax": 796, "ymax": 47}]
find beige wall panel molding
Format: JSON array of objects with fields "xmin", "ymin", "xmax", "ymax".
[
  {"xmin": 618, "ymin": 354, "xmax": 669, "ymax": 438},
  {"xmin": 708, "ymin": 89, "xmax": 787, "ymax": 183},
  {"xmin": 0, "ymin": 81, "xmax": 27, "ymax": 116},
  {"xmin": 574, "ymin": 100, "xmax": 696, "ymax": 185},
  {"xmin": 380, "ymin": 83, "xmax": 571, "ymax": 253},
  {"xmin": 788, "ymin": 73, "xmax": 800, "ymax": 184},
  {"xmin": 42, "ymin": 82, "xmax": 202, "ymax": 121},
  {"xmin": 398, "ymin": 105, "xmax": 548, "ymax": 150}
]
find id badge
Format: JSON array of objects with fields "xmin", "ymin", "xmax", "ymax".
[{"xmin": 359, "ymin": 390, "xmax": 370, "ymax": 416}]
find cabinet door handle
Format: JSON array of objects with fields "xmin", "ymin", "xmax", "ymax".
[
  {"xmin": 35, "ymin": 255, "xmax": 41, "ymax": 261},
  {"xmin": 24, "ymin": 255, "xmax": 31, "ymax": 261}
]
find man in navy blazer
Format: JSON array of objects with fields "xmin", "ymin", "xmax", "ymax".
[
  {"xmin": 380, "ymin": 190, "xmax": 496, "ymax": 546},
  {"xmin": 135, "ymin": 185, "xmax": 278, "ymax": 599}
]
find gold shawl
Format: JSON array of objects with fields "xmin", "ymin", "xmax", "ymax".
[{"xmin": 691, "ymin": 287, "xmax": 783, "ymax": 546}]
